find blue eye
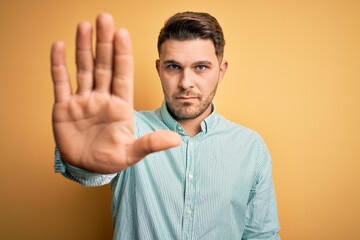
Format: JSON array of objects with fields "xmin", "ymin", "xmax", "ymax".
[{"xmin": 196, "ymin": 65, "xmax": 206, "ymax": 71}]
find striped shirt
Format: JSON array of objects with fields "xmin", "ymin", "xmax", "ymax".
[{"xmin": 55, "ymin": 102, "xmax": 280, "ymax": 239}]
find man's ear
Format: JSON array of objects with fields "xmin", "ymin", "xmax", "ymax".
[
  {"xmin": 219, "ymin": 60, "xmax": 228, "ymax": 82},
  {"xmin": 155, "ymin": 59, "xmax": 160, "ymax": 75}
]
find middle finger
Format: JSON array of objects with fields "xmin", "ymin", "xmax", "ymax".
[{"xmin": 94, "ymin": 13, "xmax": 115, "ymax": 92}]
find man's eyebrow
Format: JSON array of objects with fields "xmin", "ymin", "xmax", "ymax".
[
  {"xmin": 193, "ymin": 61, "xmax": 213, "ymax": 66},
  {"xmin": 163, "ymin": 59, "xmax": 181, "ymax": 65},
  {"xmin": 163, "ymin": 60, "xmax": 213, "ymax": 65}
]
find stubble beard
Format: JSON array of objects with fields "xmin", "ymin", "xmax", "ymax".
[{"xmin": 165, "ymin": 86, "xmax": 218, "ymax": 121}]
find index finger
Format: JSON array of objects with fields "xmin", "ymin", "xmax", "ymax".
[{"xmin": 112, "ymin": 28, "xmax": 134, "ymax": 105}]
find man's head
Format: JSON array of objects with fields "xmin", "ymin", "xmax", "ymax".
[
  {"xmin": 156, "ymin": 12, "xmax": 228, "ymax": 122},
  {"xmin": 157, "ymin": 11, "xmax": 225, "ymax": 60}
]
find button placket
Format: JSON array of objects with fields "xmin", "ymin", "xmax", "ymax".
[{"xmin": 182, "ymin": 139, "xmax": 196, "ymax": 239}]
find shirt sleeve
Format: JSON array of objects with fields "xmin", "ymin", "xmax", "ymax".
[
  {"xmin": 54, "ymin": 147, "xmax": 117, "ymax": 187},
  {"xmin": 242, "ymin": 134, "xmax": 281, "ymax": 240}
]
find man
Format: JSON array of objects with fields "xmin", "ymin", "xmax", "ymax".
[{"xmin": 51, "ymin": 12, "xmax": 280, "ymax": 239}]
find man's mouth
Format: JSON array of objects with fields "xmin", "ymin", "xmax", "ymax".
[
  {"xmin": 175, "ymin": 96, "xmax": 199, "ymax": 103},
  {"xmin": 175, "ymin": 92, "xmax": 200, "ymax": 99},
  {"xmin": 176, "ymin": 96, "xmax": 197, "ymax": 99}
]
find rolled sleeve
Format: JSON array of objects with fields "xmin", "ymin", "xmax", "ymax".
[
  {"xmin": 54, "ymin": 147, "xmax": 117, "ymax": 187},
  {"xmin": 242, "ymin": 135, "xmax": 281, "ymax": 239}
]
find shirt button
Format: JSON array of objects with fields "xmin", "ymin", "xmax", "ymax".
[
  {"xmin": 188, "ymin": 174, "xmax": 193, "ymax": 179},
  {"xmin": 186, "ymin": 209, "xmax": 192, "ymax": 216}
]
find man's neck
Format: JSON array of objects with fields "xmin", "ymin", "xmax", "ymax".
[
  {"xmin": 178, "ymin": 118, "xmax": 203, "ymax": 137},
  {"xmin": 177, "ymin": 105, "xmax": 212, "ymax": 137}
]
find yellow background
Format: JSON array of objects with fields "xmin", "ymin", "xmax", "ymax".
[{"xmin": 1, "ymin": 0, "xmax": 359, "ymax": 239}]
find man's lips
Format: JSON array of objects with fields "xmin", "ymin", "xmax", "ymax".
[
  {"xmin": 175, "ymin": 96, "xmax": 199, "ymax": 102},
  {"xmin": 176, "ymin": 96, "xmax": 198, "ymax": 99},
  {"xmin": 175, "ymin": 93, "xmax": 200, "ymax": 99}
]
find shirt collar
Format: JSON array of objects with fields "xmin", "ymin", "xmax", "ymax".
[{"xmin": 159, "ymin": 100, "xmax": 218, "ymax": 135}]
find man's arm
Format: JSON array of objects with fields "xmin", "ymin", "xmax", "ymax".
[
  {"xmin": 50, "ymin": 13, "xmax": 180, "ymax": 175},
  {"xmin": 242, "ymin": 135, "xmax": 281, "ymax": 239},
  {"xmin": 54, "ymin": 148, "xmax": 117, "ymax": 186}
]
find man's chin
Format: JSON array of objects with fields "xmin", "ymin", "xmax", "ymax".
[
  {"xmin": 166, "ymin": 100, "xmax": 209, "ymax": 120},
  {"xmin": 172, "ymin": 107, "xmax": 202, "ymax": 120}
]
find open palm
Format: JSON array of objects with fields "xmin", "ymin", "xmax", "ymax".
[{"xmin": 51, "ymin": 13, "xmax": 180, "ymax": 174}]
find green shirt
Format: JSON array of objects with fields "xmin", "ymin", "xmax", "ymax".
[{"xmin": 55, "ymin": 102, "xmax": 280, "ymax": 239}]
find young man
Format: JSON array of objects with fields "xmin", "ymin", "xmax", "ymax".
[{"xmin": 51, "ymin": 12, "xmax": 280, "ymax": 239}]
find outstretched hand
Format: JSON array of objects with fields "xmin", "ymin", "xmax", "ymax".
[{"xmin": 51, "ymin": 13, "xmax": 180, "ymax": 174}]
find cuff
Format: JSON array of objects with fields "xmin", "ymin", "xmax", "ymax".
[{"xmin": 54, "ymin": 147, "xmax": 116, "ymax": 187}]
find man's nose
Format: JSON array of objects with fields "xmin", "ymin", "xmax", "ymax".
[{"xmin": 178, "ymin": 68, "xmax": 195, "ymax": 89}]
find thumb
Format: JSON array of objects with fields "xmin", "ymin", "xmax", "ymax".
[{"xmin": 130, "ymin": 130, "xmax": 181, "ymax": 161}]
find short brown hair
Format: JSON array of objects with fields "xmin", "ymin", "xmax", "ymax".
[{"xmin": 157, "ymin": 12, "xmax": 225, "ymax": 59}]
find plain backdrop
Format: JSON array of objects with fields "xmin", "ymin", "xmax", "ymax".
[{"xmin": 0, "ymin": 0, "xmax": 359, "ymax": 239}]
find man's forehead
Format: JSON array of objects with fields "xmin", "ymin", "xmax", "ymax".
[{"xmin": 159, "ymin": 39, "xmax": 218, "ymax": 62}]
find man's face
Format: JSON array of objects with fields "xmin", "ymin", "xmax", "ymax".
[{"xmin": 156, "ymin": 39, "xmax": 227, "ymax": 121}]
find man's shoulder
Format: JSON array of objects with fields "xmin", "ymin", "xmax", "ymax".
[
  {"xmin": 216, "ymin": 114, "xmax": 255, "ymax": 133},
  {"xmin": 214, "ymin": 114, "xmax": 266, "ymax": 143},
  {"xmin": 134, "ymin": 108, "xmax": 160, "ymax": 119},
  {"xmin": 133, "ymin": 108, "xmax": 166, "ymax": 132}
]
